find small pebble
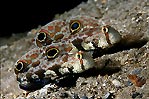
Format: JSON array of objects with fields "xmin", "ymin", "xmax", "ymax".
[
  {"xmin": 81, "ymin": 95, "xmax": 88, "ymax": 99},
  {"xmin": 104, "ymin": 92, "xmax": 110, "ymax": 99},
  {"xmin": 132, "ymin": 92, "xmax": 143, "ymax": 98},
  {"xmin": 112, "ymin": 79, "xmax": 121, "ymax": 87},
  {"xmin": 103, "ymin": 92, "xmax": 115, "ymax": 99},
  {"xmin": 126, "ymin": 80, "xmax": 133, "ymax": 86},
  {"xmin": 88, "ymin": 96, "xmax": 95, "ymax": 99},
  {"xmin": 102, "ymin": 83, "xmax": 106, "ymax": 87},
  {"xmin": 131, "ymin": 68, "xmax": 142, "ymax": 75},
  {"xmin": 128, "ymin": 74, "xmax": 146, "ymax": 87},
  {"xmin": 60, "ymin": 92, "xmax": 68, "ymax": 98},
  {"xmin": 72, "ymin": 93, "xmax": 80, "ymax": 99}
]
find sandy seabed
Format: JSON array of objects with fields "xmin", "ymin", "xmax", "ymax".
[{"xmin": 0, "ymin": 0, "xmax": 149, "ymax": 99}]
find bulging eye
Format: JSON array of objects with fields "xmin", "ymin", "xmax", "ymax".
[
  {"xmin": 46, "ymin": 48, "xmax": 59, "ymax": 59},
  {"xmin": 70, "ymin": 20, "xmax": 82, "ymax": 34},
  {"xmin": 15, "ymin": 62, "xmax": 24, "ymax": 72},
  {"xmin": 14, "ymin": 60, "xmax": 30, "ymax": 74},
  {"xmin": 75, "ymin": 51, "xmax": 83, "ymax": 59},
  {"xmin": 102, "ymin": 26, "xmax": 108, "ymax": 33},
  {"xmin": 37, "ymin": 32, "xmax": 46, "ymax": 42},
  {"xmin": 35, "ymin": 29, "xmax": 53, "ymax": 47}
]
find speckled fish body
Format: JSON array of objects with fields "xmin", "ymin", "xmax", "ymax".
[
  {"xmin": 14, "ymin": 15, "xmax": 121, "ymax": 91},
  {"xmin": 14, "ymin": 48, "xmax": 46, "ymax": 91},
  {"xmin": 34, "ymin": 16, "xmax": 100, "ymax": 48},
  {"xmin": 34, "ymin": 15, "xmax": 121, "ymax": 50},
  {"xmin": 80, "ymin": 25, "xmax": 121, "ymax": 50},
  {"xmin": 35, "ymin": 20, "xmax": 66, "ymax": 47},
  {"xmin": 14, "ymin": 42, "xmax": 95, "ymax": 91}
]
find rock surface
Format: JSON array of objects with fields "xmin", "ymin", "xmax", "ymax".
[{"xmin": 0, "ymin": 0, "xmax": 149, "ymax": 99}]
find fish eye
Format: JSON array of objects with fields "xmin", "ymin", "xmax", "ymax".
[
  {"xmin": 46, "ymin": 48, "xmax": 59, "ymax": 59},
  {"xmin": 35, "ymin": 30, "xmax": 53, "ymax": 47},
  {"xmin": 102, "ymin": 26, "xmax": 108, "ymax": 33},
  {"xmin": 70, "ymin": 20, "xmax": 81, "ymax": 34},
  {"xmin": 75, "ymin": 52, "xmax": 82, "ymax": 59},
  {"xmin": 37, "ymin": 32, "xmax": 46, "ymax": 42},
  {"xmin": 15, "ymin": 62, "xmax": 24, "ymax": 71}
]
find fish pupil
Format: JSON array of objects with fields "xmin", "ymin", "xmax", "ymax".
[
  {"xmin": 77, "ymin": 54, "xmax": 81, "ymax": 59},
  {"xmin": 71, "ymin": 22, "xmax": 79, "ymax": 30},
  {"xmin": 38, "ymin": 33, "xmax": 45, "ymax": 41},
  {"xmin": 16, "ymin": 63, "xmax": 23, "ymax": 70},
  {"xmin": 48, "ymin": 49, "xmax": 58, "ymax": 57}
]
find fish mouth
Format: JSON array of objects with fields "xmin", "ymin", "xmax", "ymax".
[{"xmin": 19, "ymin": 78, "xmax": 51, "ymax": 91}]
